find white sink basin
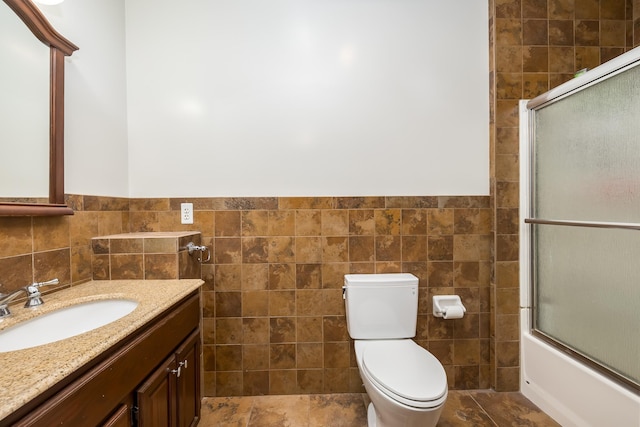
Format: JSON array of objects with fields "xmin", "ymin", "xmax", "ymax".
[{"xmin": 0, "ymin": 299, "xmax": 138, "ymax": 353}]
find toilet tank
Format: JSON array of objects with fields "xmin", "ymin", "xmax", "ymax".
[{"xmin": 343, "ymin": 273, "xmax": 419, "ymax": 339}]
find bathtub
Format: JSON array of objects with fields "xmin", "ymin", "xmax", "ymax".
[{"xmin": 520, "ymin": 307, "xmax": 640, "ymax": 427}]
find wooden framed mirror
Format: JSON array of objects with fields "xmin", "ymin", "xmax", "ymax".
[{"xmin": 0, "ymin": 0, "xmax": 78, "ymax": 216}]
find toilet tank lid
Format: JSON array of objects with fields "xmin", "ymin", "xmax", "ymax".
[{"xmin": 344, "ymin": 273, "xmax": 418, "ymax": 286}]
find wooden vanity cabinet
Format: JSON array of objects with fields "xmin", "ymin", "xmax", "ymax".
[
  {"xmin": 6, "ymin": 291, "xmax": 201, "ymax": 427},
  {"xmin": 136, "ymin": 329, "xmax": 200, "ymax": 427},
  {"xmin": 136, "ymin": 356, "xmax": 174, "ymax": 427},
  {"xmin": 175, "ymin": 329, "xmax": 200, "ymax": 427}
]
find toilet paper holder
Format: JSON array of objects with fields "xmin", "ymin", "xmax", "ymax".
[{"xmin": 433, "ymin": 295, "xmax": 466, "ymax": 319}]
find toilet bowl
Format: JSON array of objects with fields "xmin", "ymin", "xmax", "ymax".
[
  {"xmin": 343, "ymin": 273, "xmax": 448, "ymax": 427},
  {"xmin": 355, "ymin": 340, "xmax": 447, "ymax": 427}
]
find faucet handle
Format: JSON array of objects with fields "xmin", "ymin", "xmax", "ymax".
[
  {"xmin": 25, "ymin": 278, "xmax": 58, "ymax": 294},
  {"xmin": 24, "ymin": 278, "xmax": 59, "ymax": 308},
  {"xmin": 33, "ymin": 278, "xmax": 59, "ymax": 288}
]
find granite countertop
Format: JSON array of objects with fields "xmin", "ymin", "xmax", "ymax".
[{"xmin": 0, "ymin": 279, "xmax": 203, "ymax": 421}]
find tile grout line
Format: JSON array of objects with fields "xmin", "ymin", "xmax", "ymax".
[
  {"xmin": 468, "ymin": 393, "xmax": 500, "ymax": 427},
  {"xmin": 245, "ymin": 396, "xmax": 256, "ymax": 427}
]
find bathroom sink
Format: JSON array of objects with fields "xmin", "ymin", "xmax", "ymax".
[{"xmin": 0, "ymin": 299, "xmax": 138, "ymax": 353}]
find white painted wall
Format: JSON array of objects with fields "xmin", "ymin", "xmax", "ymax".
[
  {"xmin": 39, "ymin": 0, "xmax": 130, "ymax": 197},
  {"xmin": 27, "ymin": 0, "xmax": 488, "ymax": 198},
  {"xmin": 125, "ymin": 0, "xmax": 489, "ymax": 197}
]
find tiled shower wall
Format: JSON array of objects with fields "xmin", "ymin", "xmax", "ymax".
[{"xmin": 489, "ymin": 0, "xmax": 634, "ymax": 391}]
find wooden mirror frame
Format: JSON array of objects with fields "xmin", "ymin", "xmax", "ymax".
[{"xmin": 0, "ymin": 0, "xmax": 78, "ymax": 216}]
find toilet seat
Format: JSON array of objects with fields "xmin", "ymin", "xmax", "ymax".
[{"xmin": 361, "ymin": 340, "xmax": 447, "ymax": 409}]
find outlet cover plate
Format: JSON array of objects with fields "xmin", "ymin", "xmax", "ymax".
[{"xmin": 181, "ymin": 203, "xmax": 193, "ymax": 224}]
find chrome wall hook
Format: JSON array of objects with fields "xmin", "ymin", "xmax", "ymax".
[{"xmin": 183, "ymin": 242, "xmax": 211, "ymax": 263}]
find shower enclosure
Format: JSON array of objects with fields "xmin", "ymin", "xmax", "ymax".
[{"xmin": 520, "ymin": 48, "xmax": 640, "ymax": 426}]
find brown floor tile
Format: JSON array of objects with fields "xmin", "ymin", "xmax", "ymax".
[
  {"xmin": 248, "ymin": 395, "xmax": 310, "ymax": 427},
  {"xmin": 200, "ymin": 396, "xmax": 255, "ymax": 427},
  {"xmin": 469, "ymin": 391, "xmax": 561, "ymax": 427},
  {"xmin": 200, "ymin": 390, "xmax": 558, "ymax": 427},
  {"xmin": 437, "ymin": 391, "xmax": 496, "ymax": 426},
  {"xmin": 309, "ymin": 394, "xmax": 368, "ymax": 427}
]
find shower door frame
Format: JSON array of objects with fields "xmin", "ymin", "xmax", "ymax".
[{"xmin": 519, "ymin": 47, "xmax": 640, "ymax": 426}]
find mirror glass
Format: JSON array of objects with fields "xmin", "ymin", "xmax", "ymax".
[
  {"xmin": 0, "ymin": 0, "xmax": 77, "ymax": 215},
  {"xmin": 0, "ymin": 1, "xmax": 50, "ymax": 201}
]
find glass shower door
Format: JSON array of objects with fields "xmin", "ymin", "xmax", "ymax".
[{"xmin": 527, "ymin": 59, "xmax": 640, "ymax": 390}]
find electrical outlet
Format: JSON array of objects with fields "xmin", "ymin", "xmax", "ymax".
[{"xmin": 181, "ymin": 203, "xmax": 194, "ymax": 224}]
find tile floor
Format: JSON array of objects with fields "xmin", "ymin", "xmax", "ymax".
[{"xmin": 200, "ymin": 390, "xmax": 561, "ymax": 426}]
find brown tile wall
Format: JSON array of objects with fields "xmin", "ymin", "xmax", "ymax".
[
  {"xmin": 127, "ymin": 196, "xmax": 492, "ymax": 396},
  {"xmin": 0, "ymin": 195, "xmax": 129, "ymax": 297},
  {"xmin": 489, "ymin": 0, "xmax": 633, "ymax": 391},
  {"xmin": 91, "ymin": 232, "xmax": 202, "ymax": 280},
  {"xmin": 0, "ymin": 195, "xmax": 492, "ymax": 397}
]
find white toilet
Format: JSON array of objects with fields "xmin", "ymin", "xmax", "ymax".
[{"xmin": 343, "ymin": 273, "xmax": 447, "ymax": 427}]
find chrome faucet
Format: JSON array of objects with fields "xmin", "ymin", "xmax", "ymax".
[{"xmin": 0, "ymin": 278, "xmax": 59, "ymax": 318}]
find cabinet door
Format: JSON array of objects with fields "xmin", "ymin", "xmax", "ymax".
[
  {"xmin": 176, "ymin": 330, "xmax": 201, "ymax": 427},
  {"xmin": 137, "ymin": 355, "xmax": 176, "ymax": 427}
]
